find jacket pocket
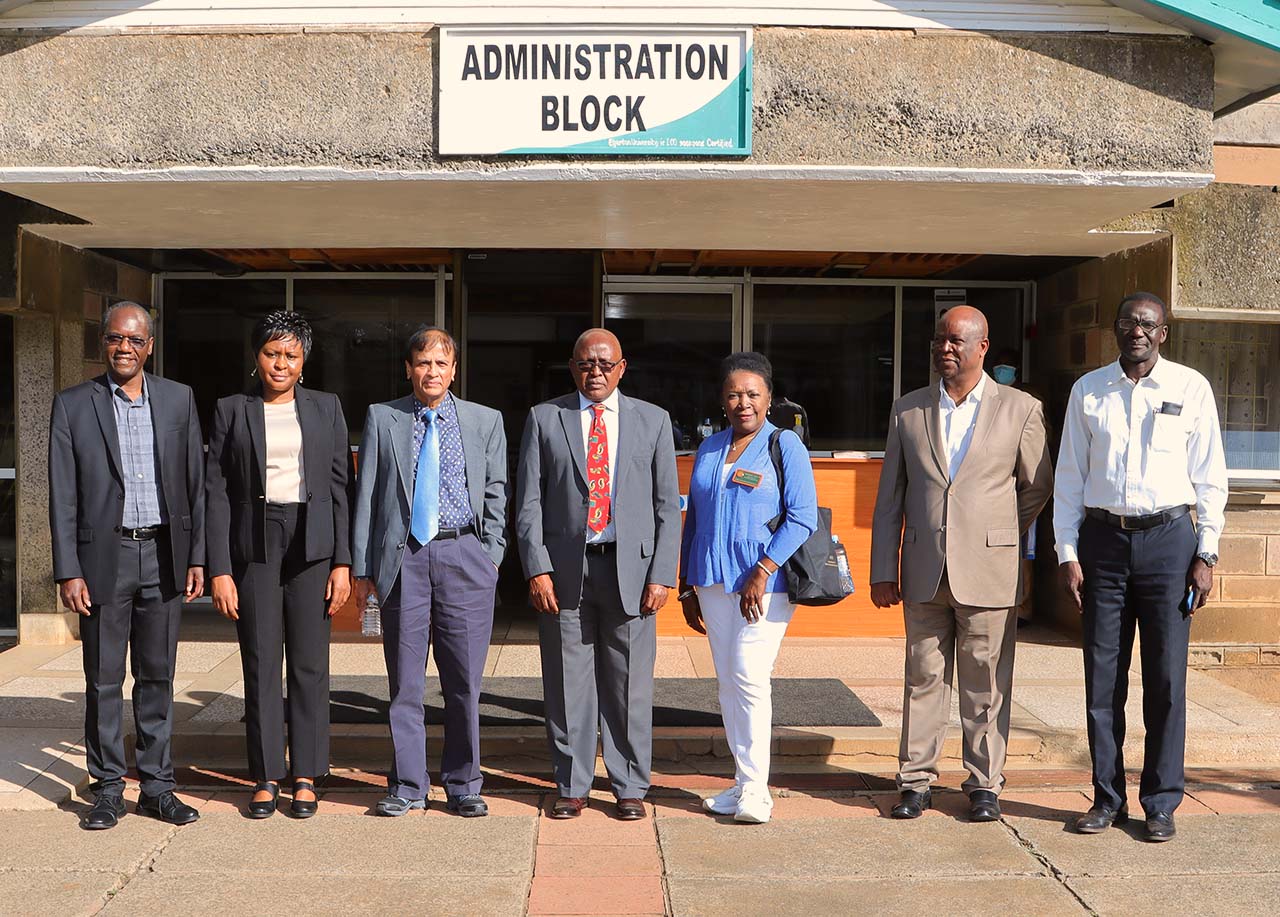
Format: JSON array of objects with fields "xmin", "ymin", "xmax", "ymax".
[
  {"xmin": 640, "ymin": 538, "xmax": 654, "ymax": 558},
  {"xmin": 987, "ymin": 528, "xmax": 1018, "ymax": 547},
  {"xmin": 902, "ymin": 527, "xmax": 916, "ymax": 544},
  {"xmin": 179, "ymin": 515, "xmax": 193, "ymax": 531},
  {"xmin": 77, "ymin": 527, "xmax": 93, "ymax": 544}
]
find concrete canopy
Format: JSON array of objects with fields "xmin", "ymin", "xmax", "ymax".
[{"xmin": 0, "ymin": 165, "xmax": 1205, "ymax": 258}]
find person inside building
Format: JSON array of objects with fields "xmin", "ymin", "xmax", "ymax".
[
  {"xmin": 49, "ymin": 302, "xmax": 207, "ymax": 831},
  {"xmin": 351, "ymin": 326, "xmax": 507, "ymax": 818},
  {"xmin": 515, "ymin": 329, "xmax": 681, "ymax": 821},
  {"xmin": 1054, "ymin": 291, "xmax": 1228, "ymax": 842},
  {"xmin": 205, "ymin": 311, "xmax": 352, "ymax": 819},
  {"xmin": 870, "ymin": 305, "xmax": 1053, "ymax": 823},
  {"xmin": 678, "ymin": 352, "xmax": 818, "ymax": 824}
]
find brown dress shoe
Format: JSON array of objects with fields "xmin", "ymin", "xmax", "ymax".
[
  {"xmin": 551, "ymin": 796, "xmax": 589, "ymax": 819},
  {"xmin": 616, "ymin": 798, "xmax": 647, "ymax": 820}
]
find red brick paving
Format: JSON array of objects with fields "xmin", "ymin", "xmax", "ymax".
[{"xmin": 527, "ymin": 877, "xmax": 665, "ymax": 915}]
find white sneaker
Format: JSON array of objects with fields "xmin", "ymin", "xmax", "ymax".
[
  {"xmin": 733, "ymin": 788, "xmax": 773, "ymax": 824},
  {"xmin": 702, "ymin": 785, "xmax": 742, "ymax": 815}
]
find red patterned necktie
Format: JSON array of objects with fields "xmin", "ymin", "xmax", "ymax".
[{"xmin": 586, "ymin": 403, "xmax": 611, "ymax": 533}]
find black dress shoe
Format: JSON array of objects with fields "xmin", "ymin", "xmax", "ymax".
[
  {"xmin": 446, "ymin": 794, "xmax": 489, "ymax": 817},
  {"xmin": 247, "ymin": 782, "xmax": 278, "ymax": 819},
  {"xmin": 1144, "ymin": 811, "xmax": 1176, "ymax": 842},
  {"xmin": 968, "ymin": 790, "xmax": 1001, "ymax": 822},
  {"xmin": 290, "ymin": 780, "xmax": 318, "ymax": 819},
  {"xmin": 82, "ymin": 793, "xmax": 125, "ymax": 831},
  {"xmin": 890, "ymin": 789, "xmax": 931, "ymax": 819},
  {"xmin": 616, "ymin": 798, "xmax": 647, "ymax": 820},
  {"xmin": 137, "ymin": 790, "xmax": 200, "ymax": 826},
  {"xmin": 1073, "ymin": 805, "xmax": 1128, "ymax": 834}
]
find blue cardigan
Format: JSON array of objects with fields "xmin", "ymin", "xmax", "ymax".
[{"xmin": 679, "ymin": 421, "xmax": 819, "ymax": 594}]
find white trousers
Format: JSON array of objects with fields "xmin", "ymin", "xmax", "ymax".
[{"xmin": 696, "ymin": 584, "xmax": 796, "ymax": 792}]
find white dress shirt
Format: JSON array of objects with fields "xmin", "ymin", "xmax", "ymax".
[
  {"xmin": 579, "ymin": 389, "xmax": 619, "ymax": 544},
  {"xmin": 1053, "ymin": 356, "xmax": 1228, "ymax": 564},
  {"xmin": 263, "ymin": 400, "xmax": 306, "ymax": 504},
  {"xmin": 939, "ymin": 373, "xmax": 986, "ymax": 479}
]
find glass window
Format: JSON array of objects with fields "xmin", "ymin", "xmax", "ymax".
[
  {"xmin": 604, "ymin": 288, "xmax": 734, "ymax": 452},
  {"xmin": 1172, "ymin": 320, "xmax": 1280, "ymax": 473},
  {"xmin": 161, "ymin": 280, "xmax": 284, "ymax": 438},
  {"xmin": 900, "ymin": 287, "xmax": 1026, "ymax": 396},
  {"xmin": 753, "ymin": 284, "xmax": 895, "ymax": 452}
]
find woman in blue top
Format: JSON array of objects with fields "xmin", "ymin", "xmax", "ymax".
[{"xmin": 678, "ymin": 352, "xmax": 818, "ymax": 824}]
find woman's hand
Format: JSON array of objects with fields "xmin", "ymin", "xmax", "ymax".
[
  {"xmin": 679, "ymin": 582, "xmax": 705, "ymax": 635},
  {"xmin": 739, "ymin": 566, "xmax": 771, "ymax": 624},
  {"xmin": 210, "ymin": 574, "xmax": 239, "ymax": 621},
  {"xmin": 326, "ymin": 565, "xmax": 352, "ymax": 618}
]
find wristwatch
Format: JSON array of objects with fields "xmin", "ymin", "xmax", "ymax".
[{"xmin": 1196, "ymin": 552, "xmax": 1218, "ymax": 568}]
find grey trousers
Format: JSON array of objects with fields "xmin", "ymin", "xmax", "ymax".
[
  {"xmin": 538, "ymin": 551, "xmax": 657, "ymax": 799},
  {"xmin": 382, "ymin": 532, "xmax": 498, "ymax": 799},
  {"xmin": 81, "ymin": 535, "xmax": 181, "ymax": 798}
]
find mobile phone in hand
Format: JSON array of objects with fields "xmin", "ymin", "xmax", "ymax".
[{"xmin": 1179, "ymin": 586, "xmax": 1198, "ymax": 615}]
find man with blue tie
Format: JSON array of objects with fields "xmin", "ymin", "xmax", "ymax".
[{"xmin": 352, "ymin": 326, "xmax": 508, "ymax": 818}]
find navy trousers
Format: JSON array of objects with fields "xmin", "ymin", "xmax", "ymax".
[
  {"xmin": 1079, "ymin": 512, "xmax": 1197, "ymax": 815},
  {"xmin": 382, "ymin": 532, "xmax": 498, "ymax": 799}
]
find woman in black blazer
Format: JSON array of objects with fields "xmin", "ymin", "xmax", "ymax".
[{"xmin": 206, "ymin": 311, "xmax": 352, "ymax": 818}]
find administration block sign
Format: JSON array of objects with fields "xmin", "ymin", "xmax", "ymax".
[{"xmin": 438, "ymin": 26, "xmax": 752, "ymax": 155}]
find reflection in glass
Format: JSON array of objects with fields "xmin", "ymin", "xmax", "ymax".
[
  {"xmin": 0, "ymin": 479, "xmax": 13, "ymax": 630},
  {"xmin": 0, "ymin": 317, "xmax": 13, "ymax": 468}
]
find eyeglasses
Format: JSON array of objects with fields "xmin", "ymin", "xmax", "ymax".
[
  {"xmin": 1115, "ymin": 318, "xmax": 1164, "ymax": 335},
  {"xmin": 103, "ymin": 333, "xmax": 150, "ymax": 349},
  {"xmin": 572, "ymin": 359, "xmax": 621, "ymax": 374}
]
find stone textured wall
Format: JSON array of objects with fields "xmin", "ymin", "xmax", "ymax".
[{"xmin": 0, "ymin": 29, "xmax": 1213, "ymax": 173}]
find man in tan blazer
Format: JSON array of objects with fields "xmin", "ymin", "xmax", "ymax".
[{"xmin": 870, "ymin": 306, "xmax": 1053, "ymax": 822}]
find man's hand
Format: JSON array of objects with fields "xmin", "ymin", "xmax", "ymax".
[
  {"xmin": 184, "ymin": 567, "xmax": 205, "ymax": 602},
  {"xmin": 870, "ymin": 581, "xmax": 901, "ymax": 609},
  {"xmin": 354, "ymin": 577, "xmax": 377, "ymax": 613},
  {"xmin": 1187, "ymin": 558, "xmax": 1213, "ymax": 613},
  {"xmin": 58, "ymin": 578, "xmax": 92, "ymax": 616},
  {"xmin": 210, "ymin": 574, "xmax": 239, "ymax": 621},
  {"xmin": 1060, "ymin": 561, "xmax": 1084, "ymax": 613},
  {"xmin": 529, "ymin": 573, "xmax": 560, "ymax": 615},
  {"xmin": 640, "ymin": 583, "xmax": 669, "ymax": 617},
  {"xmin": 326, "ymin": 565, "xmax": 352, "ymax": 618}
]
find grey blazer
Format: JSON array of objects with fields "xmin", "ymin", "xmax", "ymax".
[
  {"xmin": 350, "ymin": 394, "xmax": 508, "ymax": 601},
  {"xmin": 515, "ymin": 391, "xmax": 681, "ymax": 614}
]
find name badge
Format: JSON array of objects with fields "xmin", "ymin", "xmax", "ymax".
[
  {"xmin": 731, "ymin": 469, "xmax": 762, "ymax": 488},
  {"xmin": 1159, "ymin": 402, "xmax": 1183, "ymax": 416}
]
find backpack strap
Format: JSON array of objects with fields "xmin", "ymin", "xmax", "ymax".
[{"xmin": 766, "ymin": 429, "xmax": 786, "ymax": 533}]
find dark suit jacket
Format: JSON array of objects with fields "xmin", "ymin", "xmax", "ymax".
[
  {"xmin": 48, "ymin": 373, "xmax": 206, "ymax": 599},
  {"xmin": 515, "ymin": 391, "xmax": 681, "ymax": 614},
  {"xmin": 204, "ymin": 385, "xmax": 352, "ymax": 578}
]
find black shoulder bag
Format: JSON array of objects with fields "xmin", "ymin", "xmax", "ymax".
[{"xmin": 766, "ymin": 430, "xmax": 855, "ymax": 607}]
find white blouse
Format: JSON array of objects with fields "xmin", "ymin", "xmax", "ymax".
[{"xmin": 263, "ymin": 401, "xmax": 305, "ymax": 505}]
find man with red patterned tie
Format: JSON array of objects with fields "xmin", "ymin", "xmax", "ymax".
[{"xmin": 516, "ymin": 329, "xmax": 681, "ymax": 820}]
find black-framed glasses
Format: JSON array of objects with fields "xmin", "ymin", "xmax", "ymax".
[
  {"xmin": 572, "ymin": 359, "xmax": 621, "ymax": 374},
  {"xmin": 1115, "ymin": 318, "xmax": 1164, "ymax": 335},
  {"xmin": 103, "ymin": 333, "xmax": 150, "ymax": 349}
]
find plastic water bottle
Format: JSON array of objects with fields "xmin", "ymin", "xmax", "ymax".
[
  {"xmin": 832, "ymin": 536, "xmax": 855, "ymax": 595},
  {"xmin": 697, "ymin": 417, "xmax": 714, "ymax": 441},
  {"xmin": 361, "ymin": 593, "xmax": 382, "ymax": 638}
]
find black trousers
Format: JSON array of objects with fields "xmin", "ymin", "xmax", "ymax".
[
  {"xmin": 234, "ymin": 503, "xmax": 332, "ymax": 782},
  {"xmin": 1079, "ymin": 512, "xmax": 1196, "ymax": 815},
  {"xmin": 81, "ymin": 533, "xmax": 181, "ymax": 798}
]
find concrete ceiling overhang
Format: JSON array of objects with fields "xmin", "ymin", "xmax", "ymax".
[{"xmin": 0, "ymin": 165, "xmax": 1212, "ymax": 257}]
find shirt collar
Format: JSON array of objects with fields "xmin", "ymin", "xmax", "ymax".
[
  {"xmin": 938, "ymin": 373, "xmax": 985, "ymax": 410},
  {"xmin": 578, "ymin": 389, "xmax": 620, "ymax": 413},
  {"xmin": 1107, "ymin": 355, "xmax": 1167, "ymax": 387},
  {"xmin": 415, "ymin": 391, "xmax": 455, "ymax": 421},
  {"xmin": 108, "ymin": 375, "xmax": 148, "ymax": 405}
]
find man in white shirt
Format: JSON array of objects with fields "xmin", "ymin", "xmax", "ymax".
[
  {"xmin": 1054, "ymin": 291, "xmax": 1227, "ymax": 843},
  {"xmin": 871, "ymin": 306, "xmax": 1053, "ymax": 821}
]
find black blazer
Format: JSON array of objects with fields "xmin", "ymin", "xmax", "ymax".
[
  {"xmin": 48, "ymin": 373, "xmax": 206, "ymax": 599},
  {"xmin": 204, "ymin": 385, "xmax": 352, "ymax": 578}
]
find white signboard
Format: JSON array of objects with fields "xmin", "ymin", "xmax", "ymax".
[{"xmin": 439, "ymin": 26, "xmax": 753, "ymax": 155}]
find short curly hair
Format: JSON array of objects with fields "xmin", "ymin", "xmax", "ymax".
[
  {"xmin": 251, "ymin": 310, "xmax": 313, "ymax": 359},
  {"xmin": 719, "ymin": 351, "xmax": 774, "ymax": 394}
]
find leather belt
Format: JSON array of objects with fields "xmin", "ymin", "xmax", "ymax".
[
  {"xmin": 120, "ymin": 525, "xmax": 165, "ymax": 541},
  {"xmin": 432, "ymin": 523, "xmax": 477, "ymax": 542},
  {"xmin": 585, "ymin": 541, "xmax": 616, "ymax": 555},
  {"xmin": 1086, "ymin": 505, "xmax": 1190, "ymax": 532}
]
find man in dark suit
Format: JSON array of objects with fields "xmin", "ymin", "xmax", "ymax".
[
  {"xmin": 351, "ymin": 326, "xmax": 507, "ymax": 818},
  {"xmin": 516, "ymin": 329, "xmax": 681, "ymax": 820},
  {"xmin": 49, "ymin": 302, "xmax": 206, "ymax": 830}
]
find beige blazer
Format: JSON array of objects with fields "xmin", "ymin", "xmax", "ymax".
[{"xmin": 870, "ymin": 375, "xmax": 1053, "ymax": 608}]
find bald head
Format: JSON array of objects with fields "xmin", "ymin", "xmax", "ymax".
[
  {"xmin": 571, "ymin": 327, "xmax": 627, "ymax": 403},
  {"xmin": 938, "ymin": 305, "xmax": 988, "ymax": 340},
  {"xmin": 572, "ymin": 328, "xmax": 622, "ymax": 360},
  {"xmin": 932, "ymin": 304, "xmax": 990, "ymax": 394}
]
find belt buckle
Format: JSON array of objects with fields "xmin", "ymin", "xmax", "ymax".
[
  {"xmin": 1119, "ymin": 515, "xmax": 1136, "ymax": 531},
  {"xmin": 127, "ymin": 527, "xmax": 144, "ymax": 541}
]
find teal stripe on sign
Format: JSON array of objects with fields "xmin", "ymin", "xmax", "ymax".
[
  {"xmin": 504, "ymin": 48, "xmax": 753, "ymax": 156},
  {"xmin": 1138, "ymin": 0, "xmax": 1280, "ymax": 53}
]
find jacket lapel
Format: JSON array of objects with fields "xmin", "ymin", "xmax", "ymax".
[
  {"xmin": 294, "ymin": 385, "xmax": 323, "ymax": 498},
  {"xmin": 559, "ymin": 398, "xmax": 588, "ymax": 487},
  {"xmin": 455, "ymin": 396, "xmax": 487, "ymax": 516},
  {"xmin": 923, "ymin": 392, "xmax": 950, "ymax": 482},
  {"xmin": 956, "ymin": 375, "xmax": 1000, "ymax": 481},
  {"xmin": 243, "ymin": 389, "xmax": 267, "ymax": 491},
  {"xmin": 389, "ymin": 396, "xmax": 416, "ymax": 502},
  {"xmin": 91, "ymin": 376, "xmax": 124, "ymax": 483},
  {"xmin": 144, "ymin": 374, "xmax": 170, "ymax": 474},
  {"xmin": 613, "ymin": 393, "xmax": 636, "ymax": 490}
]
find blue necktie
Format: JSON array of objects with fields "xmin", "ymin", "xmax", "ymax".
[{"xmin": 410, "ymin": 408, "xmax": 439, "ymax": 545}]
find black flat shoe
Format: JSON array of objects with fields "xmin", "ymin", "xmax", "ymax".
[
  {"xmin": 1073, "ymin": 805, "xmax": 1129, "ymax": 834},
  {"xmin": 137, "ymin": 790, "xmax": 200, "ymax": 826},
  {"xmin": 1144, "ymin": 811, "xmax": 1176, "ymax": 842},
  {"xmin": 291, "ymin": 780, "xmax": 318, "ymax": 819},
  {"xmin": 890, "ymin": 789, "xmax": 931, "ymax": 819},
  {"xmin": 247, "ymin": 782, "xmax": 279, "ymax": 819},
  {"xmin": 968, "ymin": 790, "xmax": 1001, "ymax": 822},
  {"xmin": 82, "ymin": 793, "xmax": 125, "ymax": 831},
  {"xmin": 446, "ymin": 794, "xmax": 489, "ymax": 817}
]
